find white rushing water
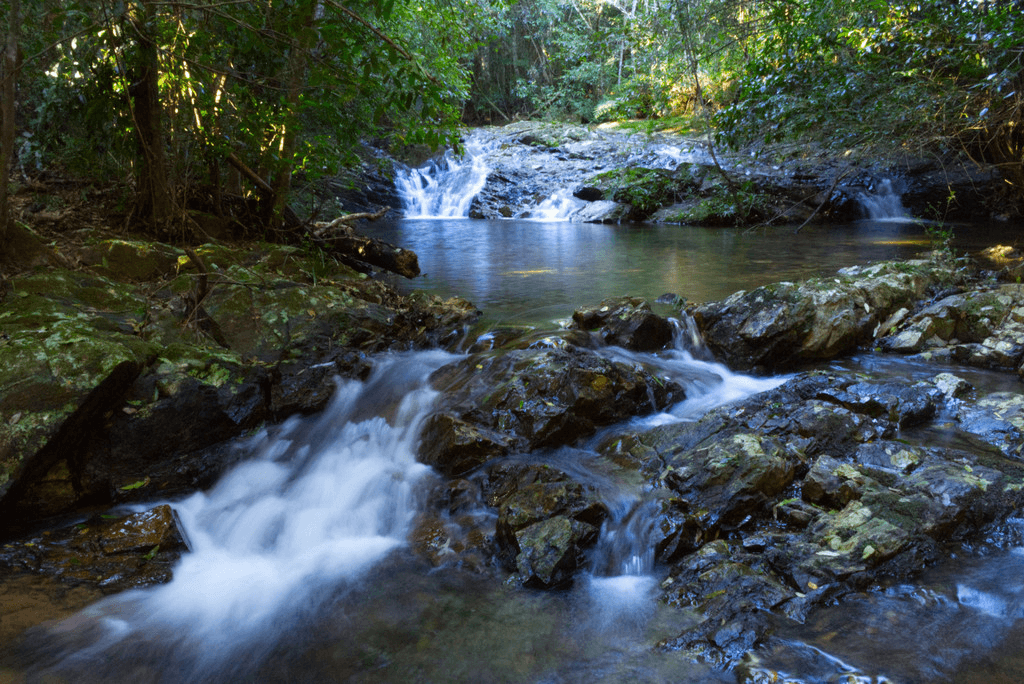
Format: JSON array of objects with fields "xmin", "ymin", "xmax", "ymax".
[
  {"xmin": 518, "ymin": 188, "xmax": 586, "ymax": 221},
  {"xmin": 35, "ymin": 351, "xmax": 456, "ymax": 680},
  {"xmin": 394, "ymin": 137, "xmax": 492, "ymax": 218},
  {"xmin": 859, "ymin": 178, "xmax": 911, "ymax": 221}
]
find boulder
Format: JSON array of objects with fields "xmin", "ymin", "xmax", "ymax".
[
  {"xmin": 0, "ymin": 241, "xmax": 479, "ymax": 528},
  {"xmin": 692, "ymin": 259, "xmax": 957, "ymax": 370},
  {"xmin": 570, "ymin": 297, "xmax": 674, "ymax": 351},
  {"xmin": 420, "ymin": 348, "xmax": 683, "ymax": 477}
]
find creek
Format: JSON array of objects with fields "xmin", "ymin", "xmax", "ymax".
[{"xmin": 6, "ymin": 145, "xmax": 1024, "ymax": 682}]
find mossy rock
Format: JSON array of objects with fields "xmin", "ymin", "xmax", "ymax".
[{"xmin": 79, "ymin": 240, "xmax": 184, "ymax": 281}]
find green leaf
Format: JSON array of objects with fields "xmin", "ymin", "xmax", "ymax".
[{"xmin": 120, "ymin": 477, "xmax": 150, "ymax": 491}]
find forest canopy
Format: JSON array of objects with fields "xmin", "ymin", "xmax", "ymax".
[{"xmin": 1, "ymin": 0, "xmax": 1022, "ymax": 238}]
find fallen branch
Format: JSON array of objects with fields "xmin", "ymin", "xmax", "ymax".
[
  {"xmin": 302, "ymin": 207, "xmax": 419, "ymax": 279},
  {"xmin": 312, "ymin": 206, "xmax": 390, "ymax": 237},
  {"xmin": 226, "ymin": 152, "xmax": 274, "ymax": 198}
]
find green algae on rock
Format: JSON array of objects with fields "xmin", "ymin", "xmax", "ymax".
[{"xmin": 0, "ymin": 239, "xmax": 478, "ymax": 527}]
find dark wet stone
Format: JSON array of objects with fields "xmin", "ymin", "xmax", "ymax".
[
  {"xmin": 494, "ymin": 479, "xmax": 605, "ymax": 588},
  {"xmin": 0, "ymin": 504, "xmax": 187, "ymax": 591},
  {"xmin": 570, "ymin": 297, "xmax": 674, "ymax": 351},
  {"xmin": 419, "ymin": 414, "xmax": 513, "ymax": 478},
  {"xmin": 422, "ymin": 348, "xmax": 682, "ymax": 474},
  {"xmin": 661, "ymin": 432, "xmax": 797, "ymax": 531},
  {"xmin": 658, "ymin": 541, "xmax": 795, "ymax": 667},
  {"xmin": 802, "ymin": 455, "xmax": 863, "ymax": 508},
  {"xmin": 692, "ymin": 260, "xmax": 952, "ymax": 370},
  {"xmin": 573, "ymin": 186, "xmax": 604, "ymax": 201}
]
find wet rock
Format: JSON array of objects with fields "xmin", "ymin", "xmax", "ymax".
[
  {"xmin": 802, "ymin": 455, "xmax": 863, "ymax": 507},
  {"xmin": 658, "ymin": 541, "xmax": 795, "ymax": 667},
  {"xmin": 878, "ymin": 284, "xmax": 1024, "ymax": 374},
  {"xmin": 0, "ymin": 504, "xmax": 187, "ymax": 591},
  {"xmin": 661, "ymin": 432, "xmax": 798, "ymax": 531},
  {"xmin": 420, "ymin": 348, "xmax": 683, "ymax": 475},
  {"xmin": 692, "ymin": 259, "xmax": 953, "ymax": 370},
  {"xmin": 494, "ymin": 479, "xmax": 604, "ymax": 588},
  {"xmin": 956, "ymin": 392, "xmax": 1024, "ymax": 456},
  {"xmin": 1, "ymin": 241, "xmax": 479, "ymax": 527},
  {"xmin": 611, "ymin": 366, "xmax": 1024, "ymax": 668},
  {"xmin": 418, "ymin": 414, "xmax": 513, "ymax": 478},
  {"xmin": 573, "ymin": 186, "xmax": 604, "ymax": 201},
  {"xmin": 570, "ymin": 297, "xmax": 674, "ymax": 351},
  {"xmin": 510, "ymin": 515, "xmax": 599, "ymax": 587},
  {"xmin": 931, "ymin": 372, "xmax": 974, "ymax": 400}
]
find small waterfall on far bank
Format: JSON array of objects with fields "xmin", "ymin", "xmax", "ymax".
[
  {"xmin": 859, "ymin": 179, "xmax": 910, "ymax": 221},
  {"xmin": 395, "ymin": 137, "xmax": 491, "ymax": 218},
  {"xmin": 518, "ymin": 188, "xmax": 586, "ymax": 221}
]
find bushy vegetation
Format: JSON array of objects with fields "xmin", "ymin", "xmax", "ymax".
[
  {"xmin": 2, "ymin": 0, "xmax": 1023, "ymax": 243},
  {"xmin": 1, "ymin": 0, "xmax": 472, "ymax": 239}
]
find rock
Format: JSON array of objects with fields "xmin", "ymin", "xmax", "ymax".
[
  {"xmin": 661, "ymin": 432, "xmax": 797, "ymax": 531},
  {"xmin": 604, "ymin": 366, "xmax": 1024, "ymax": 668},
  {"xmin": 878, "ymin": 284, "xmax": 1024, "ymax": 373},
  {"xmin": 573, "ymin": 186, "xmax": 604, "ymax": 201},
  {"xmin": 420, "ymin": 348, "xmax": 683, "ymax": 475},
  {"xmin": 931, "ymin": 372, "xmax": 973, "ymax": 400},
  {"xmin": 570, "ymin": 297, "xmax": 674, "ymax": 351},
  {"xmin": 574, "ymin": 200, "xmax": 633, "ymax": 223},
  {"xmin": 0, "ymin": 504, "xmax": 188, "ymax": 591},
  {"xmin": 495, "ymin": 479, "xmax": 604, "ymax": 588},
  {"xmin": 418, "ymin": 414, "xmax": 512, "ymax": 478},
  {"xmin": 693, "ymin": 259, "xmax": 956, "ymax": 370},
  {"xmin": 0, "ymin": 241, "xmax": 479, "ymax": 528}
]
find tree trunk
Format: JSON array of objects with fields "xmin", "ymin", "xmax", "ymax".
[
  {"xmin": 263, "ymin": 3, "xmax": 317, "ymax": 229},
  {"xmin": 129, "ymin": 0, "xmax": 173, "ymax": 228},
  {"xmin": 0, "ymin": 0, "xmax": 20, "ymax": 246}
]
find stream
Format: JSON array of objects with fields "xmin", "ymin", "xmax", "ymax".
[{"xmin": 5, "ymin": 141, "xmax": 1024, "ymax": 682}]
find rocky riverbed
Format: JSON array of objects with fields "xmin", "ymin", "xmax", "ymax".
[
  {"xmin": 6, "ymin": 221, "xmax": 1024, "ymax": 679},
  {"xmin": 3, "ymin": 119, "xmax": 1024, "ymax": 679}
]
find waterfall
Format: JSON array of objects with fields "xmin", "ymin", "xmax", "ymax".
[
  {"xmin": 28, "ymin": 350, "xmax": 456, "ymax": 681},
  {"xmin": 518, "ymin": 188, "xmax": 586, "ymax": 221},
  {"xmin": 394, "ymin": 137, "xmax": 491, "ymax": 218},
  {"xmin": 859, "ymin": 179, "xmax": 910, "ymax": 221}
]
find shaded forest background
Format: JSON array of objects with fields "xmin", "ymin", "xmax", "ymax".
[{"xmin": 0, "ymin": 0, "xmax": 1022, "ymax": 246}]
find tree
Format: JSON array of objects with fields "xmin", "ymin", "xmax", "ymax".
[
  {"xmin": 0, "ymin": 0, "xmax": 19, "ymax": 245},
  {"xmin": 7, "ymin": 0, "xmax": 473, "ymax": 236}
]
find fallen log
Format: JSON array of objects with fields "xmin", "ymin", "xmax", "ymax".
[{"xmin": 306, "ymin": 207, "xmax": 420, "ymax": 279}]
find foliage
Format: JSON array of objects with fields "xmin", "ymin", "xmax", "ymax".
[
  {"xmin": 2, "ymin": 0, "xmax": 473, "ymax": 232},
  {"xmin": 591, "ymin": 167, "xmax": 682, "ymax": 215}
]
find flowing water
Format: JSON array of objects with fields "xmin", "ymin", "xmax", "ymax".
[{"xmin": 6, "ymin": 143, "xmax": 1024, "ymax": 682}]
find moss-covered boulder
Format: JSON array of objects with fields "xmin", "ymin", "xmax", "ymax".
[
  {"xmin": 692, "ymin": 258, "xmax": 961, "ymax": 371},
  {"xmin": 0, "ymin": 239, "xmax": 479, "ymax": 528}
]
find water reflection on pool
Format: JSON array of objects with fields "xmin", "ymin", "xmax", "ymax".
[{"xmin": 363, "ymin": 218, "xmax": 1023, "ymax": 325}]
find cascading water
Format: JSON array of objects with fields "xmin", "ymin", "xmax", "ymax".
[
  {"xmin": 16, "ymin": 309, "xmax": 785, "ymax": 682},
  {"xmin": 859, "ymin": 178, "xmax": 910, "ymax": 221},
  {"xmin": 517, "ymin": 188, "xmax": 586, "ymax": 221},
  {"xmin": 22, "ymin": 351, "xmax": 456, "ymax": 682},
  {"xmin": 394, "ymin": 137, "xmax": 492, "ymax": 218}
]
